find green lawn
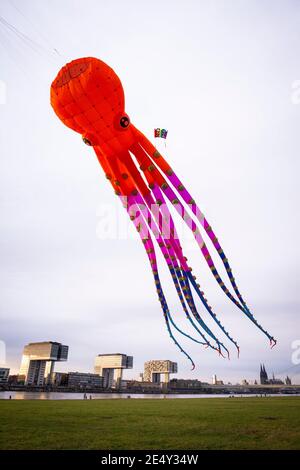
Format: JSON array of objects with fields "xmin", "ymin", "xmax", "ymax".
[{"xmin": 0, "ymin": 397, "xmax": 299, "ymax": 450}]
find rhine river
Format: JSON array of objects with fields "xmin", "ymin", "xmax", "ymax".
[{"xmin": 0, "ymin": 391, "xmax": 298, "ymax": 400}]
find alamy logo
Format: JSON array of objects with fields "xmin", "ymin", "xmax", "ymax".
[
  {"xmin": 291, "ymin": 339, "xmax": 300, "ymax": 365},
  {"xmin": 291, "ymin": 80, "xmax": 300, "ymax": 104}
]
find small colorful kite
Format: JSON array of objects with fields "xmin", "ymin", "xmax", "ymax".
[
  {"xmin": 154, "ymin": 128, "xmax": 168, "ymax": 139},
  {"xmin": 50, "ymin": 57, "xmax": 276, "ymax": 368}
]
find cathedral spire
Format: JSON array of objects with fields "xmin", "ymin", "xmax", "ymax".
[{"xmin": 260, "ymin": 364, "xmax": 268, "ymax": 384}]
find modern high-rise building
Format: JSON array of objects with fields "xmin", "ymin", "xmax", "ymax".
[
  {"xmin": 144, "ymin": 360, "xmax": 177, "ymax": 384},
  {"xmin": 0, "ymin": 367, "xmax": 10, "ymax": 383},
  {"xmin": 94, "ymin": 353, "xmax": 133, "ymax": 389},
  {"xmin": 19, "ymin": 341, "xmax": 69, "ymax": 386}
]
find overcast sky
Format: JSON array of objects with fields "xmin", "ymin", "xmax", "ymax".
[{"xmin": 0, "ymin": 0, "xmax": 299, "ymax": 384}]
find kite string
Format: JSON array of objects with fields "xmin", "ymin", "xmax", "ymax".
[
  {"xmin": 0, "ymin": 11, "xmax": 64, "ymax": 65},
  {"xmin": 9, "ymin": 0, "xmax": 63, "ymax": 57}
]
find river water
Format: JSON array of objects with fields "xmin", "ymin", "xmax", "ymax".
[{"xmin": 0, "ymin": 391, "xmax": 298, "ymax": 400}]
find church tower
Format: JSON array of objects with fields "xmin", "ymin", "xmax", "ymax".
[
  {"xmin": 260, "ymin": 364, "xmax": 268, "ymax": 384},
  {"xmin": 285, "ymin": 376, "xmax": 292, "ymax": 385}
]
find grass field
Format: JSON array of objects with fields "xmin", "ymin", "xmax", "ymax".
[{"xmin": 0, "ymin": 397, "xmax": 299, "ymax": 450}]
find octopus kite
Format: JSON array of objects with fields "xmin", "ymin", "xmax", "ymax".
[{"xmin": 50, "ymin": 57, "xmax": 276, "ymax": 368}]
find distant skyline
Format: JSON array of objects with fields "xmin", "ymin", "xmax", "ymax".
[
  {"xmin": 3, "ymin": 342, "xmax": 297, "ymax": 385},
  {"xmin": 0, "ymin": 0, "xmax": 299, "ymax": 384}
]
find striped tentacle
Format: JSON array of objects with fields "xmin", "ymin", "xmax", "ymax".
[
  {"xmin": 156, "ymin": 179, "xmax": 276, "ymax": 345},
  {"xmin": 126, "ymin": 194, "xmax": 197, "ymax": 368},
  {"xmin": 142, "ymin": 192, "xmax": 233, "ymax": 354},
  {"xmin": 168, "ymin": 265, "xmax": 220, "ymax": 353},
  {"xmin": 135, "ymin": 130, "xmax": 243, "ymax": 293},
  {"xmin": 152, "ymin": 186, "xmax": 237, "ymax": 357},
  {"xmin": 183, "ymin": 270, "xmax": 238, "ymax": 357},
  {"xmin": 131, "ymin": 137, "xmax": 276, "ymax": 346},
  {"xmin": 131, "ymin": 144, "xmax": 239, "ymax": 354},
  {"xmin": 119, "ymin": 148, "xmax": 230, "ymax": 350},
  {"xmin": 99, "ymin": 151, "xmax": 198, "ymax": 366},
  {"xmin": 122, "ymin": 155, "xmax": 230, "ymax": 355},
  {"xmin": 130, "ymin": 197, "xmax": 211, "ymax": 349},
  {"xmin": 132, "ymin": 139, "xmax": 246, "ymax": 312},
  {"xmin": 153, "ymin": 271, "xmax": 196, "ymax": 369},
  {"xmin": 132, "ymin": 191, "xmax": 222, "ymax": 353},
  {"xmin": 173, "ymin": 264, "xmax": 229, "ymax": 357}
]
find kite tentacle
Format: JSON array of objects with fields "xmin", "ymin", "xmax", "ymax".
[
  {"xmin": 135, "ymin": 129, "xmax": 245, "ymax": 295},
  {"xmin": 132, "ymin": 136, "xmax": 276, "ymax": 344},
  {"xmin": 153, "ymin": 191, "xmax": 236, "ymax": 357},
  {"xmin": 129, "ymin": 198, "xmax": 208, "ymax": 348},
  {"xmin": 120, "ymin": 150, "xmax": 230, "ymax": 354},
  {"xmin": 133, "ymin": 138, "xmax": 246, "ymax": 312},
  {"xmin": 131, "ymin": 144, "xmax": 239, "ymax": 354},
  {"xmin": 153, "ymin": 272, "xmax": 196, "ymax": 370},
  {"xmin": 132, "ymin": 191, "xmax": 223, "ymax": 353},
  {"xmin": 125, "ymin": 194, "xmax": 197, "ymax": 367},
  {"xmin": 113, "ymin": 149, "xmax": 225, "ymax": 352},
  {"xmin": 168, "ymin": 265, "xmax": 219, "ymax": 352},
  {"xmin": 143, "ymin": 186, "xmax": 235, "ymax": 356},
  {"xmin": 99, "ymin": 152, "xmax": 200, "ymax": 366},
  {"xmin": 148, "ymin": 181, "xmax": 239, "ymax": 355}
]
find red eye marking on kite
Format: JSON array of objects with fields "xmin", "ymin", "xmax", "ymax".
[{"xmin": 120, "ymin": 115, "xmax": 130, "ymax": 128}]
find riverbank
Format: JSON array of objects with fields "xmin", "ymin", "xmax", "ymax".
[
  {"xmin": 1, "ymin": 397, "xmax": 300, "ymax": 450},
  {"xmin": 2, "ymin": 383, "xmax": 300, "ymax": 395},
  {"xmin": 1, "ymin": 391, "xmax": 299, "ymax": 400}
]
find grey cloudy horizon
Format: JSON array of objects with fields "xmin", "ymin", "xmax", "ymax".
[{"xmin": 0, "ymin": 0, "xmax": 299, "ymax": 384}]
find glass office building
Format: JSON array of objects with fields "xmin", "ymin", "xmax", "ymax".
[
  {"xmin": 94, "ymin": 353, "xmax": 133, "ymax": 389},
  {"xmin": 0, "ymin": 367, "xmax": 10, "ymax": 383},
  {"xmin": 19, "ymin": 341, "xmax": 69, "ymax": 386},
  {"xmin": 144, "ymin": 360, "xmax": 178, "ymax": 383}
]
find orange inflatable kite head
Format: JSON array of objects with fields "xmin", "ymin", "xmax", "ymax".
[{"xmin": 50, "ymin": 57, "xmax": 136, "ymax": 157}]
